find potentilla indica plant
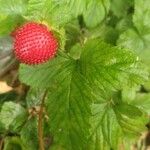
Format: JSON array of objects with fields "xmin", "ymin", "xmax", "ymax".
[{"xmin": 0, "ymin": 0, "xmax": 150, "ymax": 150}]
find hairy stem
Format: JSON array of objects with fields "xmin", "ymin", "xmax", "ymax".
[{"xmin": 38, "ymin": 90, "xmax": 48, "ymax": 150}]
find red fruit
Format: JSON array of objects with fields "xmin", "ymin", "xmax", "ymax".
[{"xmin": 13, "ymin": 22, "xmax": 58, "ymax": 65}]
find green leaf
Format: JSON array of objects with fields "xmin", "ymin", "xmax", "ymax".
[
  {"xmin": 26, "ymin": 0, "xmax": 72, "ymax": 26},
  {"xmin": 69, "ymin": 44, "xmax": 82, "ymax": 60},
  {"xmin": 110, "ymin": 0, "xmax": 134, "ymax": 17},
  {"xmin": 83, "ymin": 0, "xmax": 110, "ymax": 28},
  {"xmin": 117, "ymin": 28, "xmax": 150, "ymax": 59},
  {"xmin": 0, "ymin": 0, "xmax": 27, "ymax": 16},
  {"xmin": 20, "ymin": 54, "xmax": 74, "ymax": 88},
  {"xmin": 80, "ymin": 39, "xmax": 148, "ymax": 92},
  {"xmin": 0, "ymin": 15, "xmax": 24, "ymax": 35},
  {"xmin": 90, "ymin": 92, "xmax": 147, "ymax": 149},
  {"xmin": 46, "ymin": 71, "xmax": 93, "ymax": 149},
  {"xmin": 0, "ymin": 102, "xmax": 27, "ymax": 131},
  {"xmin": 116, "ymin": 103, "xmax": 142, "ymax": 119},
  {"xmin": 68, "ymin": 0, "xmax": 87, "ymax": 17},
  {"xmin": 117, "ymin": 0, "xmax": 150, "ymax": 65},
  {"xmin": 21, "ymin": 117, "xmax": 38, "ymax": 150},
  {"xmin": 133, "ymin": 0, "xmax": 150, "ymax": 31},
  {"xmin": 131, "ymin": 93, "xmax": 150, "ymax": 115}
]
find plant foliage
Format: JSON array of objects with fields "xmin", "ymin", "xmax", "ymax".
[{"xmin": 0, "ymin": 0, "xmax": 150, "ymax": 149}]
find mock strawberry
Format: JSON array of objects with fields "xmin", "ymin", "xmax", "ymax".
[{"xmin": 13, "ymin": 22, "xmax": 58, "ymax": 65}]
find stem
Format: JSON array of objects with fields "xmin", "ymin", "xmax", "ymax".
[
  {"xmin": 0, "ymin": 138, "xmax": 4, "ymax": 150},
  {"xmin": 38, "ymin": 90, "xmax": 48, "ymax": 150}
]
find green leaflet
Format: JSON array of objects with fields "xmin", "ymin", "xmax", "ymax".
[
  {"xmin": 26, "ymin": 0, "xmax": 72, "ymax": 26},
  {"xmin": 90, "ymin": 94, "xmax": 147, "ymax": 150},
  {"xmin": 0, "ymin": 0, "xmax": 26, "ymax": 35},
  {"xmin": 0, "ymin": 0, "xmax": 27, "ymax": 16},
  {"xmin": 79, "ymin": 39, "xmax": 148, "ymax": 92},
  {"xmin": 133, "ymin": 0, "xmax": 150, "ymax": 30},
  {"xmin": 19, "ymin": 54, "xmax": 74, "ymax": 88},
  {"xmin": 117, "ymin": 0, "xmax": 150, "ymax": 66},
  {"xmin": 46, "ymin": 71, "xmax": 93, "ymax": 149},
  {"xmin": 83, "ymin": 0, "xmax": 110, "ymax": 28},
  {"xmin": 0, "ymin": 102, "xmax": 27, "ymax": 131}
]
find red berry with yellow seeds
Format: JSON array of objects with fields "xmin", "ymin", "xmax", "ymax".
[{"xmin": 13, "ymin": 22, "xmax": 58, "ymax": 65}]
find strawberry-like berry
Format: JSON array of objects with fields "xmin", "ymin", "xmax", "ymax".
[{"xmin": 13, "ymin": 22, "xmax": 58, "ymax": 65}]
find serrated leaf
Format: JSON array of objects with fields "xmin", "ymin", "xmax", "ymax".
[
  {"xmin": 0, "ymin": 102, "xmax": 27, "ymax": 131},
  {"xmin": 68, "ymin": 0, "xmax": 87, "ymax": 17},
  {"xmin": 131, "ymin": 93, "xmax": 150, "ymax": 115},
  {"xmin": 83, "ymin": 0, "xmax": 110, "ymax": 28},
  {"xmin": 20, "ymin": 54, "xmax": 74, "ymax": 88},
  {"xmin": 90, "ymin": 92, "xmax": 147, "ymax": 149},
  {"xmin": 0, "ymin": 15, "xmax": 24, "ymax": 35},
  {"xmin": 110, "ymin": 0, "xmax": 134, "ymax": 17},
  {"xmin": 117, "ymin": 0, "xmax": 150, "ymax": 66},
  {"xmin": 26, "ymin": 0, "xmax": 72, "ymax": 26},
  {"xmin": 0, "ymin": 0, "xmax": 27, "ymax": 16},
  {"xmin": 118, "ymin": 28, "xmax": 150, "ymax": 66},
  {"xmin": 133, "ymin": 0, "xmax": 150, "ymax": 30},
  {"xmin": 80, "ymin": 39, "xmax": 148, "ymax": 92},
  {"xmin": 46, "ymin": 71, "xmax": 93, "ymax": 149}
]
